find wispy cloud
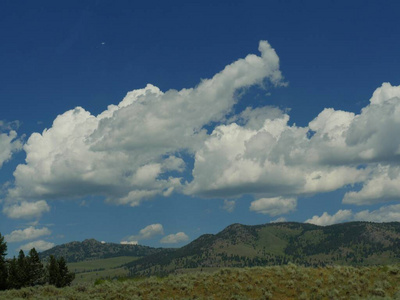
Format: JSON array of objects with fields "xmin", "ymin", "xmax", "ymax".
[
  {"xmin": 270, "ymin": 217, "xmax": 287, "ymax": 223},
  {"xmin": 120, "ymin": 241, "xmax": 138, "ymax": 245},
  {"xmin": 222, "ymin": 199, "xmax": 236, "ymax": 213}
]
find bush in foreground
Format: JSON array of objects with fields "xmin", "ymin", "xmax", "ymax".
[{"xmin": 1, "ymin": 264, "xmax": 400, "ymax": 299}]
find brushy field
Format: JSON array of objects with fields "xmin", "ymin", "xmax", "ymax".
[{"xmin": 2, "ymin": 264, "xmax": 400, "ymax": 299}]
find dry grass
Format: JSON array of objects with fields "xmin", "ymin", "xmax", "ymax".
[{"xmin": 1, "ymin": 264, "xmax": 400, "ymax": 299}]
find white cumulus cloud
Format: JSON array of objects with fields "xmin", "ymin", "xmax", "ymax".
[
  {"xmin": 306, "ymin": 203, "xmax": 400, "ymax": 226},
  {"xmin": 343, "ymin": 165, "xmax": 400, "ymax": 205},
  {"xmin": 186, "ymin": 81, "xmax": 400, "ymax": 208},
  {"xmin": 185, "ymin": 109, "xmax": 367, "ymax": 199},
  {"xmin": 354, "ymin": 204, "xmax": 400, "ymax": 222},
  {"xmin": 3, "ymin": 201, "xmax": 50, "ymax": 219},
  {"xmin": 305, "ymin": 210, "xmax": 353, "ymax": 226},
  {"xmin": 123, "ymin": 223, "xmax": 164, "ymax": 243},
  {"xmin": 0, "ymin": 124, "xmax": 22, "ymax": 169},
  {"xmin": 160, "ymin": 232, "xmax": 189, "ymax": 244},
  {"xmin": 20, "ymin": 240, "xmax": 55, "ymax": 252},
  {"xmin": 3, "ymin": 41, "xmax": 400, "ymax": 221},
  {"xmin": 5, "ymin": 41, "xmax": 285, "ymax": 214},
  {"xmin": 249, "ymin": 197, "xmax": 297, "ymax": 216},
  {"xmin": 5, "ymin": 226, "xmax": 51, "ymax": 243}
]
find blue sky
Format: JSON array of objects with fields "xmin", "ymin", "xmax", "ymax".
[{"xmin": 1, "ymin": 0, "xmax": 400, "ymax": 256}]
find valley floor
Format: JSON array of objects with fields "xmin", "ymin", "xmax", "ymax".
[{"xmin": 1, "ymin": 264, "xmax": 400, "ymax": 299}]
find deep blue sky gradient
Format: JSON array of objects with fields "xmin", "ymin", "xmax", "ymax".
[{"xmin": 1, "ymin": 0, "xmax": 400, "ymax": 255}]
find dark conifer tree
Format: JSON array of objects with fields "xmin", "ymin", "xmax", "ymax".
[
  {"xmin": 17, "ymin": 250, "xmax": 29, "ymax": 288},
  {"xmin": 47, "ymin": 255, "xmax": 75, "ymax": 287},
  {"xmin": 57, "ymin": 257, "xmax": 75, "ymax": 287},
  {"xmin": 47, "ymin": 255, "xmax": 60, "ymax": 286},
  {"xmin": 27, "ymin": 248, "xmax": 45, "ymax": 286},
  {"xmin": 0, "ymin": 233, "xmax": 8, "ymax": 290},
  {"xmin": 7, "ymin": 257, "xmax": 20, "ymax": 289}
]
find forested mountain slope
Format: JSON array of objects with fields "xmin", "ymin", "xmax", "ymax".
[
  {"xmin": 39, "ymin": 239, "xmax": 171, "ymax": 262},
  {"xmin": 125, "ymin": 222, "xmax": 400, "ymax": 276}
]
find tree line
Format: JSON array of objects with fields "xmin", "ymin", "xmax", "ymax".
[{"xmin": 0, "ymin": 233, "xmax": 74, "ymax": 290}]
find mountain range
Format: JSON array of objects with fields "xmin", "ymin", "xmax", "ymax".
[
  {"xmin": 39, "ymin": 238, "xmax": 169, "ymax": 262},
  {"xmin": 40, "ymin": 222, "xmax": 400, "ymax": 276}
]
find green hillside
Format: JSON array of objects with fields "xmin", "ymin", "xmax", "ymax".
[
  {"xmin": 126, "ymin": 222, "xmax": 400, "ymax": 276},
  {"xmin": 68, "ymin": 256, "xmax": 140, "ymax": 284},
  {"xmin": 39, "ymin": 239, "xmax": 170, "ymax": 262}
]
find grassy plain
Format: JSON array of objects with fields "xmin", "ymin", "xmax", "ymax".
[
  {"xmin": 2, "ymin": 264, "xmax": 400, "ymax": 299},
  {"xmin": 68, "ymin": 256, "xmax": 138, "ymax": 284}
]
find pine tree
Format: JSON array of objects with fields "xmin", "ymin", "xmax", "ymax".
[
  {"xmin": 57, "ymin": 257, "xmax": 75, "ymax": 287},
  {"xmin": 47, "ymin": 255, "xmax": 74, "ymax": 287},
  {"xmin": 17, "ymin": 250, "xmax": 29, "ymax": 288},
  {"xmin": 27, "ymin": 248, "xmax": 45, "ymax": 286},
  {"xmin": 7, "ymin": 257, "xmax": 20, "ymax": 289},
  {"xmin": 0, "ymin": 233, "xmax": 8, "ymax": 290},
  {"xmin": 47, "ymin": 255, "xmax": 60, "ymax": 286}
]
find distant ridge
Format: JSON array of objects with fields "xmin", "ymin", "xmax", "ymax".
[
  {"xmin": 125, "ymin": 221, "xmax": 400, "ymax": 276},
  {"xmin": 39, "ymin": 238, "xmax": 170, "ymax": 262},
  {"xmin": 39, "ymin": 222, "xmax": 400, "ymax": 275}
]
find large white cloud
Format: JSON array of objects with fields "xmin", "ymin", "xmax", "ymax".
[
  {"xmin": 185, "ymin": 110, "xmax": 367, "ymax": 198},
  {"xmin": 4, "ymin": 41, "xmax": 285, "ymax": 215},
  {"xmin": 3, "ymin": 41, "xmax": 400, "ymax": 221},
  {"xmin": 186, "ymin": 82, "xmax": 400, "ymax": 207},
  {"xmin": 343, "ymin": 165, "xmax": 400, "ymax": 205},
  {"xmin": 5, "ymin": 226, "xmax": 51, "ymax": 243}
]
